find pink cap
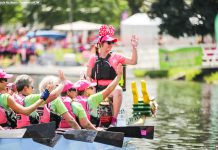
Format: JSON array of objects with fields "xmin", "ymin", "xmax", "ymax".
[
  {"xmin": 62, "ymin": 80, "xmax": 78, "ymax": 93},
  {"xmin": 74, "ymin": 80, "xmax": 97, "ymax": 91},
  {"xmin": 0, "ymin": 70, "xmax": 13, "ymax": 79},
  {"xmin": 98, "ymin": 35, "xmax": 117, "ymax": 43}
]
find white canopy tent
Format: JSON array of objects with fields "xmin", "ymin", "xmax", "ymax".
[
  {"xmin": 121, "ymin": 13, "xmax": 161, "ymax": 47},
  {"xmin": 121, "ymin": 13, "xmax": 161, "ymax": 69},
  {"xmin": 53, "ymin": 20, "xmax": 102, "ymax": 31},
  {"xmin": 53, "ymin": 20, "xmax": 102, "ymax": 44}
]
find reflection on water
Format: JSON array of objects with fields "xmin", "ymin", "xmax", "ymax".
[
  {"xmin": 9, "ymin": 75, "xmax": 218, "ymax": 149},
  {"xmin": 124, "ymin": 79, "xmax": 218, "ymax": 150}
]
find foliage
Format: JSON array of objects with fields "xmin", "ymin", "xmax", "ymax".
[
  {"xmin": 0, "ymin": 0, "xmax": 24, "ymax": 25},
  {"xmin": 24, "ymin": 0, "xmax": 129, "ymax": 29},
  {"xmin": 204, "ymin": 72, "xmax": 218, "ymax": 84},
  {"xmin": 132, "ymin": 68, "xmax": 147, "ymax": 77},
  {"xmin": 148, "ymin": 0, "xmax": 218, "ymax": 38},
  {"xmin": 168, "ymin": 68, "xmax": 201, "ymax": 81}
]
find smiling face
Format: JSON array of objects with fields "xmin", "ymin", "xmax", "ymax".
[
  {"xmin": 0, "ymin": 78, "xmax": 8, "ymax": 92},
  {"xmin": 100, "ymin": 41, "xmax": 114, "ymax": 53}
]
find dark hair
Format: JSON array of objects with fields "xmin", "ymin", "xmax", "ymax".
[
  {"xmin": 15, "ymin": 75, "xmax": 33, "ymax": 92},
  {"xmin": 77, "ymin": 90, "xmax": 85, "ymax": 96},
  {"xmin": 61, "ymin": 91, "xmax": 67, "ymax": 96}
]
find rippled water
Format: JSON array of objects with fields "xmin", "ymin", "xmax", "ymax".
[
  {"xmin": 5, "ymin": 75, "xmax": 218, "ymax": 150},
  {"xmin": 123, "ymin": 79, "xmax": 218, "ymax": 150}
]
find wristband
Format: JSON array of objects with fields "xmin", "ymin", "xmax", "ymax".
[{"xmin": 40, "ymin": 89, "xmax": 50, "ymax": 101}]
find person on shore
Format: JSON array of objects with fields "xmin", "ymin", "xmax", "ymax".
[
  {"xmin": 77, "ymin": 63, "xmax": 123, "ymax": 127},
  {"xmin": 60, "ymin": 80, "xmax": 96, "ymax": 130},
  {"xmin": 0, "ymin": 69, "xmax": 50, "ymax": 129},
  {"xmin": 86, "ymin": 25, "xmax": 138, "ymax": 126}
]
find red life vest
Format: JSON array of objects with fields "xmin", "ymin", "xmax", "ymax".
[
  {"xmin": 59, "ymin": 96, "xmax": 76, "ymax": 128},
  {"xmin": 75, "ymin": 96, "xmax": 90, "ymax": 120},
  {"xmin": 14, "ymin": 94, "xmax": 30, "ymax": 128}
]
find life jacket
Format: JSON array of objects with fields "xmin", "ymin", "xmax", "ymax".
[
  {"xmin": 59, "ymin": 96, "xmax": 76, "ymax": 128},
  {"xmin": 14, "ymin": 94, "xmax": 30, "ymax": 128},
  {"xmin": 36, "ymin": 105, "xmax": 50, "ymax": 124},
  {"xmin": 91, "ymin": 52, "xmax": 117, "ymax": 81},
  {"xmin": 0, "ymin": 106, "xmax": 7, "ymax": 125},
  {"xmin": 75, "ymin": 96, "xmax": 90, "ymax": 120}
]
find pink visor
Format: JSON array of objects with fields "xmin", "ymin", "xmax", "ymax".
[
  {"xmin": 0, "ymin": 70, "xmax": 13, "ymax": 79},
  {"xmin": 98, "ymin": 35, "xmax": 117, "ymax": 43},
  {"xmin": 74, "ymin": 80, "xmax": 97, "ymax": 91},
  {"xmin": 62, "ymin": 80, "xmax": 79, "ymax": 93}
]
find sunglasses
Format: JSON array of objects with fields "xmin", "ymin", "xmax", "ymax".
[
  {"xmin": 105, "ymin": 41, "xmax": 114, "ymax": 45},
  {"xmin": 87, "ymin": 87, "xmax": 94, "ymax": 90},
  {"xmin": 0, "ymin": 78, "xmax": 7, "ymax": 83},
  {"xmin": 68, "ymin": 88, "xmax": 77, "ymax": 92}
]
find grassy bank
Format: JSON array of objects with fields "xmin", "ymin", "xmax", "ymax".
[{"xmin": 133, "ymin": 68, "xmax": 218, "ymax": 84}]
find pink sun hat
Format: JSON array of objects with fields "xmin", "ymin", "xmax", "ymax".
[
  {"xmin": 98, "ymin": 35, "xmax": 118, "ymax": 43},
  {"xmin": 74, "ymin": 80, "xmax": 97, "ymax": 91},
  {"xmin": 62, "ymin": 80, "xmax": 79, "ymax": 93},
  {"xmin": 0, "ymin": 69, "xmax": 13, "ymax": 79}
]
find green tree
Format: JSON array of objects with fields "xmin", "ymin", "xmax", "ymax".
[
  {"xmin": 148, "ymin": 0, "xmax": 192, "ymax": 38},
  {"xmin": 0, "ymin": 1, "xmax": 24, "ymax": 25},
  {"xmin": 24, "ymin": 0, "xmax": 129, "ymax": 29},
  {"xmin": 190, "ymin": 0, "xmax": 218, "ymax": 38},
  {"xmin": 148, "ymin": 0, "xmax": 218, "ymax": 39}
]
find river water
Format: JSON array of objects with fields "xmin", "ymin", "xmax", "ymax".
[{"xmin": 6, "ymin": 75, "xmax": 218, "ymax": 150}]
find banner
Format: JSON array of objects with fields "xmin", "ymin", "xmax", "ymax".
[{"xmin": 159, "ymin": 47, "xmax": 203, "ymax": 69}]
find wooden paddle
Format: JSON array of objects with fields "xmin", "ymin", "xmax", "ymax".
[
  {"xmin": 107, "ymin": 126, "xmax": 154, "ymax": 139},
  {"xmin": 33, "ymin": 129, "xmax": 124, "ymax": 147},
  {"xmin": 0, "ymin": 122, "xmax": 56, "ymax": 139}
]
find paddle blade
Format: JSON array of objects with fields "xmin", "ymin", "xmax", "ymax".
[
  {"xmin": 94, "ymin": 131, "xmax": 124, "ymax": 147},
  {"xmin": 62, "ymin": 130, "xmax": 97, "ymax": 143},
  {"xmin": 32, "ymin": 134, "xmax": 61, "ymax": 147},
  {"xmin": 23, "ymin": 122, "xmax": 56, "ymax": 138},
  {"xmin": 107, "ymin": 126, "xmax": 154, "ymax": 139},
  {"xmin": 0, "ymin": 128, "xmax": 27, "ymax": 138}
]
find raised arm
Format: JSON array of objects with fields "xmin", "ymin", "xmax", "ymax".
[
  {"xmin": 8, "ymin": 96, "xmax": 44, "ymax": 115},
  {"xmin": 101, "ymin": 63, "xmax": 123, "ymax": 99},
  {"xmin": 46, "ymin": 70, "xmax": 66, "ymax": 103},
  {"xmin": 124, "ymin": 35, "xmax": 138, "ymax": 65}
]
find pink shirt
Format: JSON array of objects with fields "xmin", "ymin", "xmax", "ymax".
[{"xmin": 87, "ymin": 52, "xmax": 125, "ymax": 86}]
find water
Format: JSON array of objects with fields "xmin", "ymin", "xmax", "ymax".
[
  {"xmin": 123, "ymin": 79, "xmax": 218, "ymax": 150},
  {"xmin": 6, "ymin": 75, "xmax": 218, "ymax": 149}
]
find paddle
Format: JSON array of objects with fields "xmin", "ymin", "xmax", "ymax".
[
  {"xmin": 33, "ymin": 129, "xmax": 124, "ymax": 148},
  {"xmin": 59, "ymin": 129, "xmax": 124, "ymax": 147},
  {"xmin": 106, "ymin": 126, "xmax": 154, "ymax": 139},
  {"xmin": 32, "ymin": 134, "xmax": 61, "ymax": 147},
  {"xmin": 0, "ymin": 122, "xmax": 56, "ymax": 139}
]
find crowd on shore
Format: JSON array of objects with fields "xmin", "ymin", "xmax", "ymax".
[{"xmin": 0, "ymin": 27, "xmax": 98, "ymax": 67}]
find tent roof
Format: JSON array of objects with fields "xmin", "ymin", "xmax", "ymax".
[
  {"xmin": 121, "ymin": 13, "xmax": 161, "ymax": 26},
  {"xmin": 53, "ymin": 20, "xmax": 103, "ymax": 31}
]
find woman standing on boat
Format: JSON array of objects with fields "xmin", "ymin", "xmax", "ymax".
[
  {"xmin": 0, "ymin": 70, "xmax": 50, "ymax": 129},
  {"xmin": 60, "ymin": 80, "xmax": 96, "ymax": 130},
  {"xmin": 78, "ymin": 63, "xmax": 123, "ymax": 126},
  {"xmin": 86, "ymin": 25, "xmax": 138, "ymax": 126}
]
